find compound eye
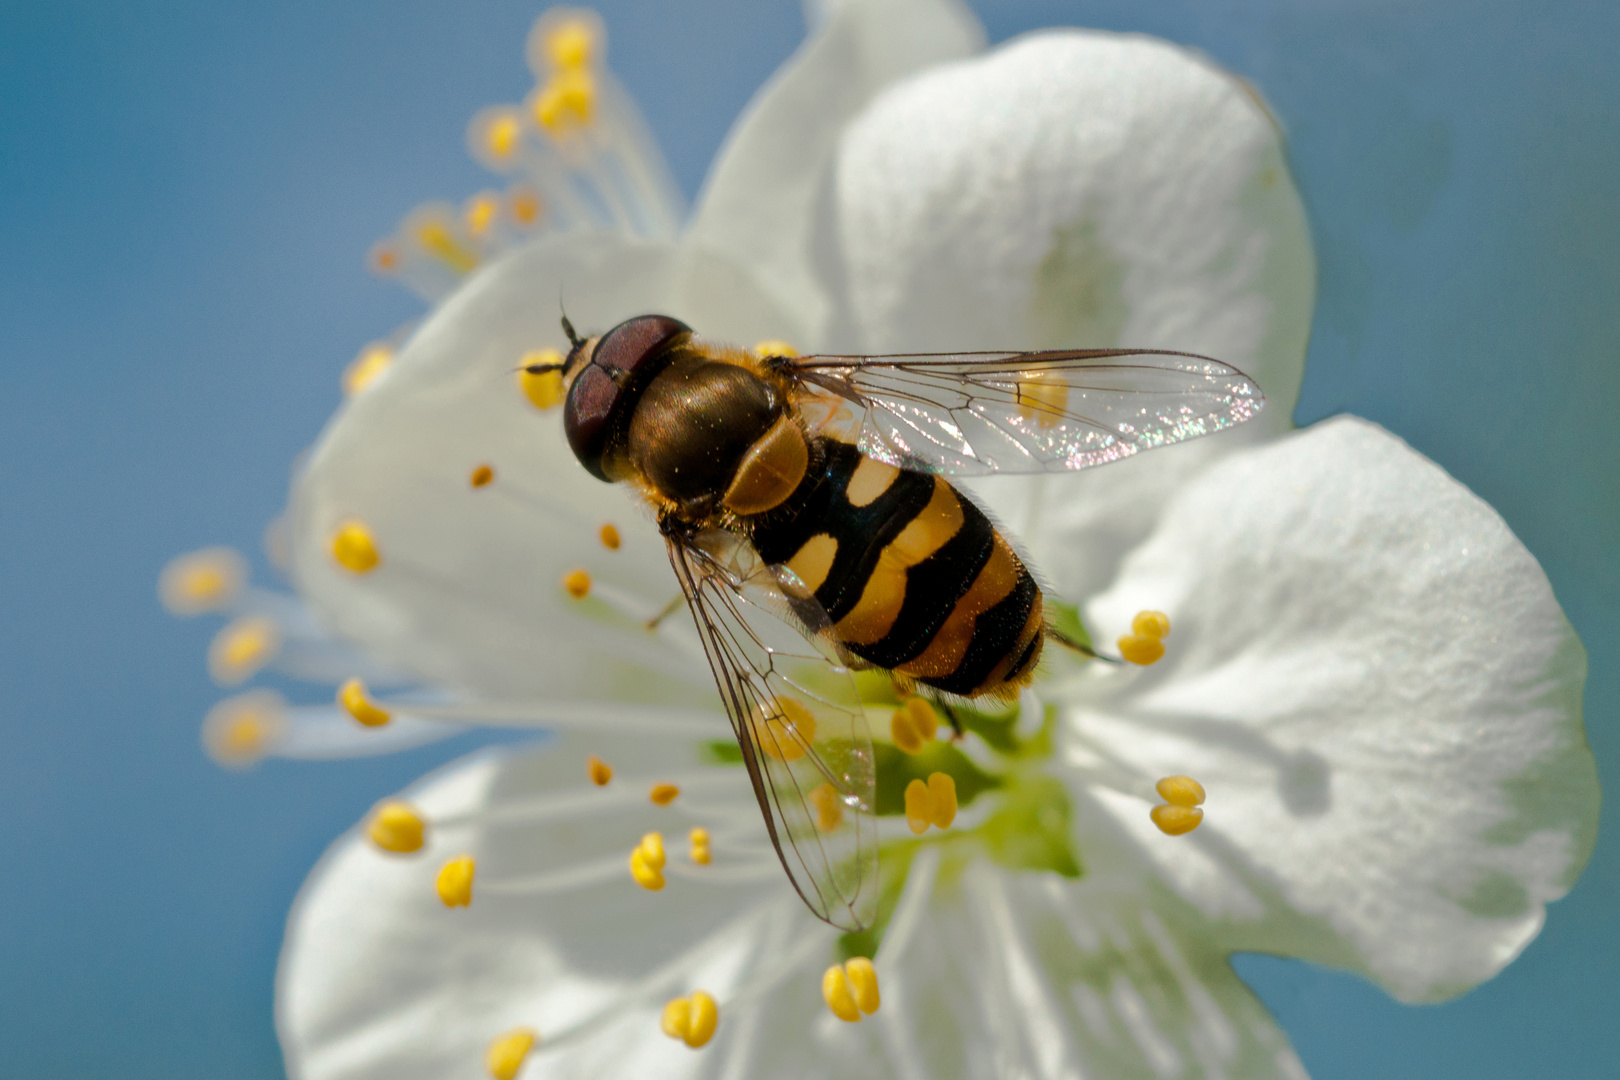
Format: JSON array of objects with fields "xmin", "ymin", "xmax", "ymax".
[
  {"xmin": 562, "ymin": 313, "xmax": 691, "ymax": 481},
  {"xmin": 591, "ymin": 314, "xmax": 691, "ymax": 377}
]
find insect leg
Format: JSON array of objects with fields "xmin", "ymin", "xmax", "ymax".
[{"xmin": 1045, "ymin": 624, "xmax": 1120, "ymax": 664}]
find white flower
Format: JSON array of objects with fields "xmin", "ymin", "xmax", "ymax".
[{"xmin": 159, "ymin": 2, "xmax": 1596, "ymax": 1078}]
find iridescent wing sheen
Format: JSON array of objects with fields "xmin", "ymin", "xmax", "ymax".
[
  {"xmin": 785, "ymin": 348, "xmax": 1264, "ymax": 476},
  {"xmin": 662, "ymin": 525, "xmax": 878, "ymax": 932}
]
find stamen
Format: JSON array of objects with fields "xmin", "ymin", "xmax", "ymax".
[
  {"xmin": 415, "ymin": 219, "xmax": 479, "ymax": 274},
  {"xmin": 1151, "ymin": 774, "xmax": 1206, "ymax": 835},
  {"xmin": 586, "ymin": 754, "xmax": 613, "ymax": 785},
  {"xmin": 518, "ymin": 351, "xmax": 566, "ymax": 409},
  {"xmin": 598, "ymin": 523, "xmax": 621, "ymax": 550},
  {"xmin": 754, "ymin": 699, "xmax": 815, "ymax": 762},
  {"xmin": 367, "ymin": 801, "xmax": 427, "ymax": 853},
  {"xmin": 338, "ymin": 678, "xmax": 392, "ymax": 727},
  {"xmin": 464, "ymin": 192, "xmax": 500, "ymax": 238},
  {"xmin": 809, "ymin": 783, "xmax": 844, "ymax": 833},
  {"xmin": 208, "ymin": 616, "xmax": 281, "ymax": 686},
  {"xmin": 904, "ymin": 772, "xmax": 958, "ymax": 834},
  {"xmin": 660, "ymin": 991, "xmax": 718, "ymax": 1048},
  {"xmin": 470, "ymin": 464, "xmax": 495, "ymax": 488},
  {"xmin": 1151, "ymin": 805, "xmax": 1203, "ymax": 835},
  {"xmin": 630, "ymin": 832, "xmax": 666, "ymax": 890},
  {"xmin": 689, "ymin": 827, "xmax": 711, "ymax": 865},
  {"xmin": 1156, "ymin": 775, "xmax": 1205, "ymax": 806},
  {"xmin": 822, "ymin": 959, "xmax": 880, "ymax": 1021},
  {"xmin": 342, "ymin": 342, "xmax": 394, "ymax": 396},
  {"xmin": 890, "ymin": 696, "xmax": 939, "ymax": 754},
  {"xmin": 532, "ymin": 68, "xmax": 596, "ymax": 136},
  {"xmin": 330, "ymin": 520, "xmax": 381, "ymax": 574},
  {"xmin": 485, "ymin": 1027, "xmax": 537, "ymax": 1080},
  {"xmin": 752, "ymin": 339, "xmax": 798, "ymax": 359},
  {"xmin": 370, "ymin": 243, "xmax": 399, "ymax": 274},
  {"xmin": 202, "ymin": 691, "xmax": 285, "ymax": 768},
  {"xmin": 437, "ymin": 854, "xmax": 476, "ymax": 907},
  {"xmin": 561, "ymin": 569, "xmax": 592, "ymax": 599},
  {"xmin": 540, "ymin": 16, "xmax": 596, "ymax": 69},
  {"xmin": 469, "ymin": 107, "xmax": 526, "ymax": 171},
  {"xmin": 1118, "ymin": 608, "xmax": 1171, "ymax": 665},
  {"xmin": 159, "ymin": 547, "xmax": 247, "ymax": 616},
  {"xmin": 508, "ymin": 187, "xmax": 542, "ymax": 225},
  {"xmin": 649, "ymin": 782, "xmax": 680, "ymax": 806}
]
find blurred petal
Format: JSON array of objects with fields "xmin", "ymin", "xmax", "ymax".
[
  {"xmin": 1075, "ymin": 416, "xmax": 1597, "ymax": 1003},
  {"xmin": 687, "ymin": 0, "xmax": 984, "ymax": 345},
  {"xmin": 834, "ymin": 31, "xmax": 1315, "ymax": 597}
]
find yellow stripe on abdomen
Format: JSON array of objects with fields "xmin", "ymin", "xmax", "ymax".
[{"xmin": 833, "ymin": 478, "xmax": 964, "ymax": 646}]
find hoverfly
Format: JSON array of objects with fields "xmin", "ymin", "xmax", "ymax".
[{"xmin": 527, "ymin": 314, "xmax": 1263, "ymax": 932}]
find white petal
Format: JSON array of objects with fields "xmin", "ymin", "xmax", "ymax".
[
  {"xmin": 287, "ymin": 232, "xmax": 798, "ymax": 701},
  {"xmin": 1076, "ymin": 416, "xmax": 1597, "ymax": 1003},
  {"xmin": 686, "ymin": 0, "xmax": 984, "ymax": 346},
  {"xmin": 281, "ymin": 738, "xmax": 1308, "ymax": 1080},
  {"xmin": 835, "ymin": 31, "xmax": 1315, "ymax": 595}
]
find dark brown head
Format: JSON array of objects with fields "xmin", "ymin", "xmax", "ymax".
[{"xmin": 554, "ymin": 314, "xmax": 691, "ymax": 481}]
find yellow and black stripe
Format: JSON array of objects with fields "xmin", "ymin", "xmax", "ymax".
[{"xmin": 750, "ymin": 440, "xmax": 1044, "ymax": 698}]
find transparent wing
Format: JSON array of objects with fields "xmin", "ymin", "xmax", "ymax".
[
  {"xmin": 788, "ymin": 348, "xmax": 1264, "ymax": 475},
  {"xmin": 663, "ymin": 525, "xmax": 878, "ymax": 932}
]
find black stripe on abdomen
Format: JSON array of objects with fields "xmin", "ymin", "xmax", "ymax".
[
  {"xmin": 749, "ymin": 441, "xmax": 935, "ymax": 622},
  {"xmin": 923, "ymin": 567, "xmax": 1040, "ymax": 697},
  {"xmin": 853, "ymin": 494, "xmax": 995, "ymax": 669}
]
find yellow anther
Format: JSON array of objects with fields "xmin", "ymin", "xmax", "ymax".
[
  {"xmin": 1151, "ymin": 804, "xmax": 1204, "ymax": 835},
  {"xmin": 330, "ymin": 520, "xmax": 381, "ymax": 574},
  {"xmin": 586, "ymin": 754, "xmax": 613, "ymax": 785},
  {"xmin": 464, "ymin": 192, "xmax": 500, "ymax": 238},
  {"xmin": 543, "ymin": 19, "xmax": 595, "ymax": 69},
  {"xmin": 415, "ymin": 219, "xmax": 478, "ymax": 274},
  {"xmin": 208, "ymin": 615, "xmax": 280, "ymax": 686},
  {"xmin": 1155, "ymin": 775, "xmax": 1206, "ymax": 807},
  {"xmin": 485, "ymin": 1027, "xmax": 537, "ymax": 1080},
  {"xmin": 367, "ymin": 801, "xmax": 427, "ymax": 854},
  {"xmin": 904, "ymin": 778, "xmax": 931, "ymax": 835},
  {"xmin": 509, "ymin": 188, "xmax": 541, "ymax": 225},
  {"xmin": 1132, "ymin": 610, "xmax": 1171, "ymax": 640},
  {"xmin": 598, "ymin": 523, "xmax": 621, "ymax": 550},
  {"xmin": 845, "ymin": 957, "xmax": 880, "ymax": 1014},
  {"xmin": 822, "ymin": 959, "xmax": 880, "ymax": 1022},
  {"xmin": 159, "ymin": 547, "xmax": 247, "ymax": 615},
  {"xmin": 661, "ymin": 991, "xmax": 718, "ymax": 1048},
  {"xmin": 1017, "ymin": 371, "xmax": 1068, "ymax": 428},
  {"xmin": 518, "ymin": 350, "xmax": 565, "ymax": 409},
  {"xmin": 1117, "ymin": 634, "xmax": 1165, "ymax": 666},
  {"xmin": 809, "ymin": 782, "xmax": 844, "ymax": 834},
  {"xmin": 927, "ymin": 771, "xmax": 958, "ymax": 828},
  {"xmin": 483, "ymin": 111, "xmax": 524, "ymax": 163},
  {"xmin": 755, "ymin": 698, "xmax": 816, "ymax": 762},
  {"xmin": 630, "ymin": 832, "xmax": 665, "ymax": 890},
  {"xmin": 689, "ymin": 827, "xmax": 711, "ymax": 865},
  {"xmin": 342, "ymin": 341, "xmax": 395, "ymax": 396},
  {"xmin": 437, "ymin": 854, "xmax": 476, "ymax": 907},
  {"xmin": 202, "ymin": 691, "xmax": 285, "ymax": 768},
  {"xmin": 470, "ymin": 464, "xmax": 495, "ymax": 488},
  {"xmin": 649, "ymin": 782, "xmax": 680, "ymax": 806},
  {"xmin": 904, "ymin": 772, "xmax": 957, "ymax": 834},
  {"xmin": 890, "ymin": 696, "xmax": 940, "ymax": 754},
  {"xmin": 338, "ymin": 678, "xmax": 392, "ymax": 727},
  {"xmin": 752, "ymin": 339, "xmax": 798, "ymax": 359},
  {"xmin": 561, "ymin": 569, "xmax": 592, "ymax": 599},
  {"xmin": 533, "ymin": 68, "xmax": 595, "ymax": 135}
]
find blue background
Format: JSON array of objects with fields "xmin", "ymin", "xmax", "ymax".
[{"xmin": 0, "ymin": 0, "xmax": 1613, "ymax": 1075}]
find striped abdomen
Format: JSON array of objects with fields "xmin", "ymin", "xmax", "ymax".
[{"xmin": 750, "ymin": 440, "xmax": 1044, "ymax": 699}]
